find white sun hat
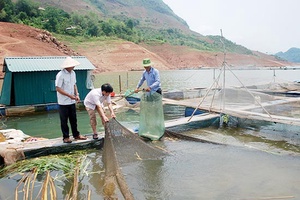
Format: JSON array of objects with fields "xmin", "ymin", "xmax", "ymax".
[{"xmin": 61, "ymin": 57, "xmax": 80, "ymax": 69}]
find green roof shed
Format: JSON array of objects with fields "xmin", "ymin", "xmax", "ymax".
[{"xmin": 0, "ymin": 56, "xmax": 95, "ymax": 106}]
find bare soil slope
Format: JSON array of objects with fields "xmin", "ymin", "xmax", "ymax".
[{"xmin": 0, "ymin": 22, "xmax": 292, "ymax": 76}]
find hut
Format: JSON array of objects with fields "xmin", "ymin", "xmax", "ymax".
[{"xmin": 0, "ymin": 56, "xmax": 95, "ymax": 108}]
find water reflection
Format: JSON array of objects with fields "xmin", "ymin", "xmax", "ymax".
[
  {"xmin": 138, "ymin": 160, "xmax": 164, "ymax": 198},
  {"xmin": 95, "ymin": 69, "xmax": 300, "ymax": 93},
  {"xmin": 1, "ymin": 69, "xmax": 300, "ymax": 199},
  {"xmin": 183, "ymin": 126, "xmax": 300, "ymax": 155},
  {"xmin": 1, "ymin": 112, "xmax": 300, "ymax": 199}
]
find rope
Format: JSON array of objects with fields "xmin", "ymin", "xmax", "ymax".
[
  {"xmin": 188, "ymin": 67, "xmax": 223, "ymax": 121},
  {"xmin": 113, "ymin": 90, "xmax": 135, "ymax": 102}
]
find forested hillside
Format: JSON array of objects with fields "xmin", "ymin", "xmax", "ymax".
[
  {"xmin": 2, "ymin": 0, "xmax": 252, "ymax": 54},
  {"xmin": 0, "ymin": 0, "xmax": 293, "ymax": 72}
]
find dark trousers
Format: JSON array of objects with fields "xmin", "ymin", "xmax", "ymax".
[
  {"xmin": 59, "ymin": 104, "xmax": 80, "ymax": 139},
  {"xmin": 156, "ymin": 88, "xmax": 162, "ymax": 94}
]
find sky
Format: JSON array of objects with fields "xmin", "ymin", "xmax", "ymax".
[{"xmin": 162, "ymin": 0, "xmax": 300, "ymax": 54}]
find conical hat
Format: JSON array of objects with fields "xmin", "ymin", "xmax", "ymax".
[{"xmin": 61, "ymin": 57, "xmax": 80, "ymax": 69}]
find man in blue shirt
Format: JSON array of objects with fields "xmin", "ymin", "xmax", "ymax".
[{"xmin": 134, "ymin": 58, "xmax": 162, "ymax": 94}]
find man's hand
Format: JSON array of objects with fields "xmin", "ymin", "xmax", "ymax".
[
  {"xmin": 101, "ymin": 115, "xmax": 109, "ymax": 125},
  {"xmin": 75, "ymin": 95, "xmax": 80, "ymax": 103}
]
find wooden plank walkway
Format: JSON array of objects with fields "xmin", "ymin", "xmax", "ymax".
[
  {"xmin": 1, "ymin": 112, "xmax": 221, "ymax": 165},
  {"xmin": 163, "ymin": 96, "xmax": 300, "ymax": 126},
  {"xmin": 2, "ymin": 96, "xmax": 300, "ymax": 165},
  {"xmin": 0, "ymin": 133, "xmax": 104, "ymax": 165}
]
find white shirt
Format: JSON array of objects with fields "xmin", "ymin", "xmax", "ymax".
[
  {"xmin": 84, "ymin": 88, "xmax": 111, "ymax": 110},
  {"xmin": 55, "ymin": 69, "xmax": 77, "ymax": 105}
]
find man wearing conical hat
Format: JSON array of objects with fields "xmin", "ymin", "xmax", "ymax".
[
  {"xmin": 134, "ymin": 58, "xmax": 162, "ymax": 94},
  {"xmin": 55, "ymin": 57, "xmax": 87, "ymax": 143}
]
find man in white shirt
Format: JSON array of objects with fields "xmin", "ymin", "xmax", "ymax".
[
  {"xmin": 84, "ymin": 83, "xmax": 116, "ymax": 139},
  {"xmin": 55, "ymin": 57, "xmax": 87, "ymax": 143}
]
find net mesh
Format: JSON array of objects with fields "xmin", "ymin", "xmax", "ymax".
[
  {"xmin": 102, "ymin": 118, "xmax": 166, "ymax": 199},
  {"xmin": 161, "ymin": 65, "xmax": 300, "ymax": 147},
  {"xmin": 138, "ymin": 92, "xmax": 165, "ymax": 140},
  {"xmin": 185, "ymin": 87, "xmax": 300, "ymax": 126},
  {"xmin": 246, "ymin": 80, "xmax": 300, "ymax": 92},
  {"xmin": 205, "ymin": 64, "xmax": 300, "ymax": 126}
]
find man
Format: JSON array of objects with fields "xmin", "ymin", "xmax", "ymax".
[
  {"xmin": 55, "ymin": 56, "xmax": 87, "ymax": 143},
  {"xmin": 84, "ymin": 83, "xmax": 116, "ymax": 139},
  {"xmin": 134, "ymin": 58, "xmax": 164, "ymax": 140},
  {"xmin": 134, "ymin": 58, "xmax": 162, "ymax": 94}
]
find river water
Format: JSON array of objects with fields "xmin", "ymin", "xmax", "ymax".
[{"xmin": 1, "ymin": 68, "xmax": 300, "ymax": 199}]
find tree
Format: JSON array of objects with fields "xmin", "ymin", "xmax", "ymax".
[
  {"xmin": 0, "ymin": 0, "xmax": 15, "ymax": 22},
  {"xmin": 15, "ymin": 0, "xmax": 38, "ymax": 18},
  {"xmin": 41, "ymin": 6, "xmax": 70, "ymax": 33},
  {"xmin": 17, "ymin": 11, "xmax": 27, "ymax": 20},
  {"xmin": 101, "ymin": 21, "xmax": 114, "ymax": 36},
  {"xmin": 126, "ymin": 19, "xmax": 134, "ymax": 29},
  {"xmin": 44, "ymin": 17, "xmax": 58, "ymax": 32},
  {"xmin": 87, "ymin": 23, "xmax": 99, "ymax": 37}
]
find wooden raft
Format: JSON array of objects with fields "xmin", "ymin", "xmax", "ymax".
[
  {"xmin": 163, "ymin": 97, "xmax": 300, "ymax": 126},
  {"xmin": 0, "ymin": 133, "xmax": 104, "ymax": 166}
]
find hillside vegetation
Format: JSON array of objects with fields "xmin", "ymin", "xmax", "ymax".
[
  {"xmin": 2, "ymin": 0, "xmax": 252, "ymax": 54},
  {"xmin": 0, "ymin": 0, "xmax": 293, "ymax": 72}
]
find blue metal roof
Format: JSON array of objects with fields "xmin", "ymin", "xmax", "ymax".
[{"xmin": 3, "ymin": 56, "xmax": 96, "ymax": 72}]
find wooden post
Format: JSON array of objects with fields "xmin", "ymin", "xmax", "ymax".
[
  {"xmin": 119, "ymin": 75, "xmax": 122, "ymax": 93},
  {"xmin": 127, "ymin": 72, "xmax": 129, "ymax": 89}
]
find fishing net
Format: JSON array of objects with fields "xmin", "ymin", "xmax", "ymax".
[
  {"xmin": 138, "ymin": 92, "xmax": 165, "ymax": 140},
  {"xmin": 124, "ymin": 89, "xmax": 141, "ymax": 99},
  {"xmin": 123, "ymin": 89, "xmax": 142, "ymax": 105},
  {"xmin": 168, "ymin": 64, "xmax": 300, "ymax": 144},
  {"xmin": 245, "ymin": 79, "xmax": 300, "ymax": 93},
  {"xmin": 159, "ymin": 62, "xmax": 300, "ymax": 146},
  {"xmin": 182, "ymin": 62, "xmax": 300, "ymax": 127},
  {"xmin": 197, "ymin": 87, "xmax": 300, "ymax": 126},
  {"xmin": 102, "ymin": 118, "xmax": 167, "ymax": 199}
]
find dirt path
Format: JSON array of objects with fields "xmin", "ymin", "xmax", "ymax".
[{"xmin": 0, "ymin": 34, "xmax": 25, "ymax": 58}]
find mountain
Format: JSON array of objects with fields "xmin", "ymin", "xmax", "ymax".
[
  {"xmin": 0, "ymin": 0, "xmax": 294, "ymax": 72},
  {"xmin": 275, "ymin": 48, "xmax": 300, "ymax": 63},
  {"xmin": 34, "ymin": 0, "xmax": 191, "ymax": 31},
  {"xmin": 27, "ymin": 0, "xmax": 255, "ymax": 54}
]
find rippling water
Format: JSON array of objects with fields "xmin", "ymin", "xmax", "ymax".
[
  {"xmin": 1, "ymin": 69, "xmax": 300, "ymax": 199},
  {"xmin": 94, "ymin": 68, "xmax": 300, "ymax": 92}
]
